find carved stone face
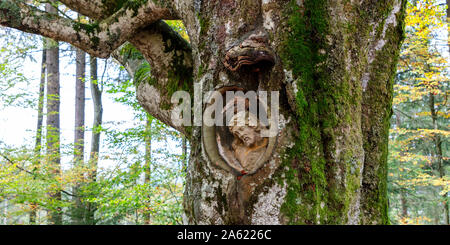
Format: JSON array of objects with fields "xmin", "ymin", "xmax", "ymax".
[
  {"xmin": 202, "ymin": 90, "xmax": 278, "ymax": 176},
  {"xmin": 229, "ymin": 125, "xmax": 260, "ymax": 147}
]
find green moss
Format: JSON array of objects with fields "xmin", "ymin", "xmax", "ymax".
[
  {"xmin": 133, "ymin": 61, "xmax": 154, "ymax": 86},
  {"xmin": 197, "ymin": 64, "xmax": 205, "ymax": 78},
  {"xmin": 359, "ymin": 0, "xmax": 406, "ymax": 225},
  {"xmin": 276, "ymin": 0, "xmax": 330, "ymax": 224},
  {"xmin": 123, "ymin": 0, "xmax": 148, "ymax": 17},
  {"xmin": 72, "ymin": 21, "xmax": 100, "ymax": 34},
  {"xmin": 102, "ymin": 0, "xmax": 126, "ymax": 14},
  {"xmin": 120, "ymin": 43, "xmax": 144, "ymax": 61},
  {"xmin": 0, "ymin": 0, "xmax": 21, "ymax": 28},
  {"xmin": 198, "ymin": 13, "xmax": 210, "ymax": 36},
  {"xmin": 273, "ymin": 0, "xmax": 405, "ymax": 225},
  {"xmin": 277, "ymin": 0, "xmax": 363, "ymax": 224},
  {"xmin": 72, "ymin": 21, "xmax": 101, "ymax": 47},
  {"xmin": 132, "ymin": 21, "xmax": 193, "ymax": 113}
]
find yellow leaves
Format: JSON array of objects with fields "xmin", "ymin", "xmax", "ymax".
[
  {"xmin": 78, "ymin": 18, "xmax": 89, "ymax": 25},
  {"xmin": 165, "ymin": 20, "xmax": 189, "ymax": 42},
  {"xmin": 415, "ymin": 111, "xmax": 431, "ymax": 117},
  {"xmin": 405, "ymin": 0, "xmax": 445, "ymax": 35},
  {"xmin": 397, "ymin": 172, "xmax": 450, "ymax": 195},
  {"xmin": 390, "ymin": 128, "xmax": 450, "ymax": 142},
  {"xmin": 397, "ymin": 0, "xmax": 448, "ymax": 109},
  {"xmin": 393, "ymin": 84, "xmax": 429, "ymax": 104},
  {"xmin": 390, "ymin": 150, "xmax": 432, "ymax": 165},
  {"xmin": 398, "ymin": 216, "xmax": 433, "ymax": 225},
  {"xmin": 417, "ymin": 128, "xmax": 449, "ymax": 136}
]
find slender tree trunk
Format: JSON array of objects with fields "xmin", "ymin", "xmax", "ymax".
[
  {"xmin": 72, "ymin": 47, "xmax": 86, "ymax": 224},
  {"xmin": 447, "ymin": 0, "xmax": 449, "ymax": 26},
  {"xmin": 395, "ymin": 110, "xmax": 408, "ymax": 220},
  {"xmin": 85, "ymin": 56, "xmax": 101, "ymax": 224},
  {"xmin": 400, "ymin": 192, "xmax": 408, "ymax": 218},
  {"xmin": 429, "ymin": 93, "xmax": 448, "ymax": 225},
  {"xmin": 30, "ymin": 40, "xmax": 46, "ymax": 225},
  {"xmin": 144, "ymin": 116, "xmax": 152, "ymax": 225},
  {"xmin": 45, "ymin": 2, "xmax": 62, "ymax": 225},
  {"xmin": 34, "ymin": 42, "xmax": 47, "ymax": 163},
  {"xmin": 89, "ymin": 56, "xmax": 101, "ymax": 168},
  {"xmin": 444, "ymin": 0, "xmax": 450, "ymax": 225},
  {"xmin": 182, "ymin": 136, "xmax": 187, "ymax": 172}
]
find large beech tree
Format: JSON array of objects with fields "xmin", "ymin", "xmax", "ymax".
[{"xmin": 0, "ymin": 0, "xmax": 406, "ymax": 224}]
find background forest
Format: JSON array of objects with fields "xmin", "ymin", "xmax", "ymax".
[{"xmin": 0, "ymin": 0, "xmax": 448, "ymax": 225}]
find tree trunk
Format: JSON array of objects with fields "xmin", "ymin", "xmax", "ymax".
[
  {"xmin": 85, "ymin": 56, "xmax": 101, "ymax": 224},
  {"xmin": 429, "ymin": 93, "xmax": 448, "ymax": 225},
  {"xmin": 179, "ymin": 0, "xmax": 406, "ymax": 225},
  {"xmin": 72, "ymin": 47, "xmax": 86, "ymax": 224},
  {"xmin": 89, "ymin": 56, "xmax": 102, "ymax": 167},
  {"xmin": 182, "ymin": 136, "xmax": 188, "ymax": 172},
  {"xmin": 0, "ymin": 0, "xmax": 407, "ymax": 225},
  {"xmin": 395, "ymin": 110, "xmax": 408, "ymax": 220},
  {"xmin": 144, "ymin": 116, "xmax": 152, "ymax": 225},
  {"xmin": 45, "ymin": 2, "xmax": 62, "ymax": 225},
  {"xmin": 30, "ymin": 40, "xmax": 46, "ymax": 225}
]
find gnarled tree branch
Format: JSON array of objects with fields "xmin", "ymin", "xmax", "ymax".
[
  {"xmin": 58, "ymin": 0, "xmax": 116, "ymax": 19},
  {"xmin": 0, "ymin": 0, "xmax": 174, "ymax": 57},
  {"xmin": 58, "ymin": 0, "xmax": 179, "ymax": 21},
  {"xmin": 1, "ymin": 0, "xmax": 193, "ymax": 135},
  {"xmin": 112, "ymin": 21, "xmax": 193, "ymax": 136}
]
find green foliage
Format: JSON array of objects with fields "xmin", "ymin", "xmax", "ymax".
[
  {"xmin": 0, "ymin": 30, "xmax": 38, "ymax": 109},
  {"xmin": 0, "ymin": 38, "xmax": 187, "ymax": 224}
]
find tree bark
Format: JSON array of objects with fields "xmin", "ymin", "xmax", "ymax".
[
  {"xmin": 45, "ymin": 2, "xmax": 62, "ymax": 225},
  {"xmin": 72, "ymin": 47, "xmax": 86, "ymax": 224},
  {"xmin": 89, "ymin": 56, "xmax": 101, "ymax": 172},
  {"xmin": 0, "ymin": 0, "xmax": 407, "ymax": 224},
  {"xmin": 144, "ymin": 115, "xmax": 152, "ymax": 225},
  {"xmin": 30, "ymin": 40, "xmax": 46, "ymax": 225},
  {"xmin": 85, "ymin": 56, "xmax": 101, "ymax": 224},
  {"xmin": 429, "ymin": 93, "xmax": 448, "ymax": 225},
  {"xmin": 180, "ymin": 0, "xmax": 406, "ymax": 225},
  {"xmin": 182, "ymin": 135, "xmax": 188, "ymax": 172},
  {"xmin": 394, "ymin": 110, "xmax": 408, "ymax": 220}
]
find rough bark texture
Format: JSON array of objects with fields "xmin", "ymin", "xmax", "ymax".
[
  {"xmin": 86, "ymin": 56, "xmax": 101, "ymax": 224},
  {"xmin": 0, "ymin": 0, "xmax": 407, "ymax": 224},
  {"xmin": 45, "ymin": 3, "xmax": 62, "ymax": 225},
  {"xmin": 30, "ymin": 41, "xmax": 46, "ymax": 224},
  {"xmin": 89, "ymin": 56, "xmax": 102, "ymax": 167},
  {"xmin": 179, "ymin": 0, "xmax": 406, "ymax": 225},
  {"xmin": 74, "ymin": 48, "xmax": 86, "ymax": 162},
  {"xmin": 144, "ymin": 116, "xmax": 152, "ymax": 225},
  {"xmin": 72, "ymin": 47, "xmax": 86, "ymax": 224}
]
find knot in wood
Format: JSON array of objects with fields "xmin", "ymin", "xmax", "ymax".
[{"xmin": 223, "ymin": 34, "xmax": 275, "ymax": 73}]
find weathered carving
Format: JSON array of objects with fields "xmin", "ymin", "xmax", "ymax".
[
  {"xmin": 223, "ymin": 32, "xmax": 275, "ymax": 73},
  {"xmin": 202, "ymin": 88, "xmax": 277, "ymax": 178}
]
